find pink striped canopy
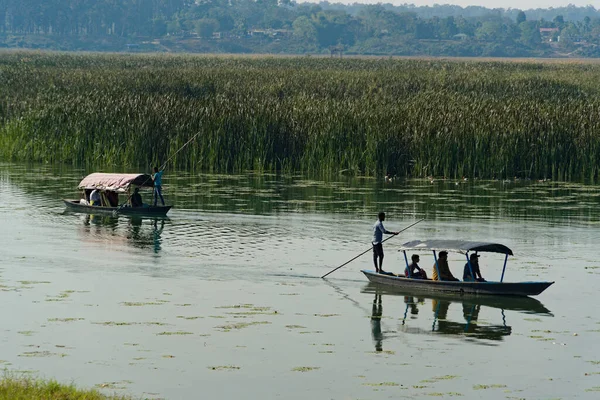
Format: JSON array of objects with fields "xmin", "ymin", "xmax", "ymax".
[{"xmin": 77, "ymin": 173, "xmax": 153, "ymax": 193}]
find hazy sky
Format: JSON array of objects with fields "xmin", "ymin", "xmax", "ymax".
[{"xmin": 300, "ymin": 1, "xmax": 597, "ymax": 11}]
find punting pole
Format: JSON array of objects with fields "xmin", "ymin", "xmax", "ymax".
[
  {"xmin": 403, "ymin": 250, "xmax": 410, "ymax": 278},
  {"xmin": 465, "ymin": 253, "xmax": 474, "ymax": 282},
  {"xmin": 500, "ymin": 253, "xmax": 509, "ymax": 282},
  {"xmin": 432, "ymin": 250, "xmax": 441, "ymax": 281}
]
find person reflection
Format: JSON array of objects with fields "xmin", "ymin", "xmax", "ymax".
[
  {"xmin": 404, "ymin": 296, "xmax": 425, "ymax": 316},
  {"xmin": 370, "ymin": 294, "xmax": 383, "ymax": 352},
  {"xmin": 153, "ymin": 218, "xmax": 165, "ymax": 254},
  {"xmin": 129, "ymin": 217, "xmax": 142, "ymax": 242},
  {"xmin": 432, "ymin": 299, "xmax": 451, "ymax": 333},
  {"xmin": 463, "ymin": 303, "xmax": 481, "ymax": 334}
]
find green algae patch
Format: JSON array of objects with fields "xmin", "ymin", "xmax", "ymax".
[
  {"xmin": 226, "ymin": 310, "xmax": 279, "ymax": 316},
  {"xmin": 17, "ymin": 331, "xmax": 35, "ymax": 336},
  {"xmin": 367, "ymin": 350, "xmax": 395, "ymax": 355},
  {"xmin": 156, "ymin": 331, "xmax": 194, "ymax": 336},
  {"xmin": 363, "ymin": 382, "xmax": 401, "ymax": 387},
  {"xmin": 95, "ymin": 380, "xmax": 133, "ymax": 390},
  {"xmin": 19, "ymin": 351, "xmax": 68, "ymax": 358},
  {"xmin": 93, "ymin": 321, "xmax": 137, "ymax": 326},
  {"xmin": 473, "ymin": 384, "xmax": 507, "ymax": 390},
  {"xmin": 216, "ymin": 321, "xmax": 271, "ymax": 332},
  {"xmin": 585, "ymin": 387, "xmax": 600, "ymax": 392},
  {"xmin": 434, "ymin": 375, "xmax": 459, "ymax": 380},
  {"xmin": 47, "ymin": 318, "xmax": 85, "ymax": 323},
  {"xmin": 292, "ymin": 367, "xmax": 320, "ymax": 372},
  {"xmin": 177, "ymin": 316, "xmax": 204, "ymax": 320},
  {"xmin": 209, "ymin": 366, "xmax": 241, "ymax": 371},
  {"xmin": 120, "ymin": 301, "xmax": 167, "ymax": 306},
  {"xmin": 285, "ymin": 325, "xmax": 306, "ymax": 329}
]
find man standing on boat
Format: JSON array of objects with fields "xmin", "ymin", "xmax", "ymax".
[
  {"xmin": 152, "ymin": 166, "xmax": 165, "ymax": 206},
  {"xmin": 372, "ymin": 212, "xmax": 399, "ymax": 274}
]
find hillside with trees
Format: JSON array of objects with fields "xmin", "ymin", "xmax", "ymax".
[{"xmin": 1, "ymin": 1, "xmax": 599, "ymax": 57}]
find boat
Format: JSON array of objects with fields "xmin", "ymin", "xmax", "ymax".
[
  {"xmin": 361, "ymin": 240, "xmax": 554, "ymax": 297},
  {"xmin": 63, "ymin": 173, "xmax": 172, "ymax": 216}
]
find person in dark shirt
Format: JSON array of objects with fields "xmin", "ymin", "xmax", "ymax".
[
  {"xmin": 131, "ymin": 187, "xmax": 143, "ymax": 207},
  {"xmin": 463, "ymin": 253, "xmax": 486, "ymax": 282}
]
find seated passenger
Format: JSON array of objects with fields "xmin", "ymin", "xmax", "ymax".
[
  {"xmin": 405, "ymin": 254, "xmax": 428, "ymax": 279},
  {"xmin": 131, "ymin": 188, "xmax": 143, "ymax": 207},
  {"xmin": 90, "ymin": 189, "xmax": 101, "ymax": 206},
  {"xmin": 432, "ymin": 251, "xmax": 460, "ymax": 281},
  {"xmin": 463, "ymin": 253, "xmax": 486, "ymax": 282},
  {"xmin": 106, "ymin": 191, "xmax": 119, "ymax": 207}
]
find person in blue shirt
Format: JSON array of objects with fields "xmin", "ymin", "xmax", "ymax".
[
  {"xmin": 152, "ymin": 166, "xmax": 165, "ymax": 206},
  {"xmin": 372, "ymin": 212, "xmax": 399, "ymax": 274}
]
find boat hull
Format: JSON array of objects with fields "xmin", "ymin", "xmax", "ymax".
[
  {"xmin": 361, "ymin": 270, "xmax": 553, "ymax": 297},
  {"xmin": 63, "ymin": 199, "xmax": 171, "ymax": 216}
]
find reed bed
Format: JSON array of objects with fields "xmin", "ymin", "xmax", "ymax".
[{"xmin": 1, "ymin": 51, "xmax": 599, "ymax": 181}]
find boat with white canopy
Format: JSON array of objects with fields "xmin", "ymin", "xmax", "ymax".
[
  {"xmin": 361, "ymin": 240, "xmax": 554, "ymax": 296},
  {"xmin": 63, "ymin": 173, "xmax": 172, "ymax": 216}
]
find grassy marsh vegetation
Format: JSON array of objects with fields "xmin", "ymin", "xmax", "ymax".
[
  {"xmin": 0, "ymin": 375, "xmax": 132, "ymax": 399},
  {"xmin": 1, "ymin": 52, "xmax": 599, "ymax": 181}
]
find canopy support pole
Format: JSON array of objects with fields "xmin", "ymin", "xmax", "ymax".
[
  {"xmin": 403, "ymin": 251, "xmax": 410, "ymax": 278},
  {"xmin": 465, "ymin": 252, "xmax": 475, "ymax": 282},
  {"xmin": 433, "ymin": 250, "xmax": 441, "ymax": 281},
  {"xmin": 500, "ymin": 253, "xmax": 509, "ymax": 282}
]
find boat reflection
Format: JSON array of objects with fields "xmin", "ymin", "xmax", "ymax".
[
  {"xmin": 67, "ymin": 211, "xmax": 169, "ymax": 254},
  {"xmin": 363, "ymin": 283, "xmax": 552, "ymax": 348}
]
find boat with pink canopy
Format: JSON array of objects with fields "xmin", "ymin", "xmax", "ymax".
[{"xmin": 63, "ymin": 172, "xmax": 172, "ymax": 216}]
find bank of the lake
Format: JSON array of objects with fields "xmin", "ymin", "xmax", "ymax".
[
  {"xmin": 0, "ymin": 376, "xmax": 132, "ymax": 400},
  {"xmin": 1, "ymin": 52, "xmax": 599, "ymax": 181}
]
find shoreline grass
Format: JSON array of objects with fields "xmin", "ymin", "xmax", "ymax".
[
  {"xmin": 0, "ymin": 375, "xmax": 133, "ymax": 399},
  {"xmin": 1, "ymin": 51, "xmax": 599, "ymax": 181}
]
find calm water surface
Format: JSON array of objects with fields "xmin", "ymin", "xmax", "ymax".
[{"xmin": 1, "ymin": 163, "xmax": 599, "ymax": 399}]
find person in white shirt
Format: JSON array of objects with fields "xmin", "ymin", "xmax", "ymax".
[
  {"xmin": 372, "ymin": 212, "xmax": 399, "ymax": 274},
  {"xmin": 90, "ymin": 189, "xmax": 101, "ymax": 206}
]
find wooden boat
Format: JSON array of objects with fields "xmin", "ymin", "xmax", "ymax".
[
  {"xmin": 361, "ymin": 240, "xmax": 554, "ymax": 297},
  {"xmin": 63, "ymin": 173, "xmax": 172, "ymax": 216}
]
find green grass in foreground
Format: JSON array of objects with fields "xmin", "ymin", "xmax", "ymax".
[{"xmin": 0, "ymin": 376, "xmax": 133, "ymax": 400}]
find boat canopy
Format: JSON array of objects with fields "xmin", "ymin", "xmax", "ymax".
[
  {"xmin": 77, "ymin": 173, "xmax": 153, "ymax": 193},
  {"xmin": 399, "ymin": 240, "xmax": 513, "ymax": 256}
]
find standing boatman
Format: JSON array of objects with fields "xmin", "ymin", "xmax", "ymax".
[
  {"xmin": 152, "ymin": 166, "xmax": 165, "ymax": 206},
  {"xmin": 372, "ymin": 212, "xmax": 399, "ymax": 274}
]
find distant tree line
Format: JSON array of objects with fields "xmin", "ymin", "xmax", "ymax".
[{"xmin": 1, "ymin": 1, "xmax": 600, "ymax": 56}]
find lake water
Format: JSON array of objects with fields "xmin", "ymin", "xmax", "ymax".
[{"xmin": 1, "ymin": 163, "xmax": 599, "ymax": 399}]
